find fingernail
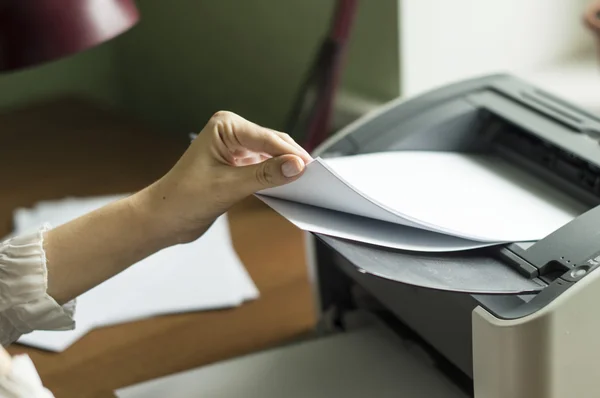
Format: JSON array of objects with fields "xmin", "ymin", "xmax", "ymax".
[{"xmin": 282, "ymin": 159, "xmax": 303, "ymax": 177}]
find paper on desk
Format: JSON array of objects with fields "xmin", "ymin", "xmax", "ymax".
[
  {"xmin": 14, "ymin": 195, "xmax": 258, "ymax": 352},
  {"xmin": 257, "ymin": 151, "xmax": 585, "ymax": 248}
]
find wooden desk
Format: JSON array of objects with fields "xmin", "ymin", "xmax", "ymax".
[{"xmin": 1, "ymin": 98, "xmax": 316, "ymax": 398}]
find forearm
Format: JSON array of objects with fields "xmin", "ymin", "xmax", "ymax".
[
  {"xmin": 35, "ymin": 111, "xmax": 310, "ymax": 307},
  {"xmin": 43, "ymin": 188, "xmax": 175, "ymax": 305}
]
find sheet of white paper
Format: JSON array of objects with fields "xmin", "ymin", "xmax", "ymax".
[
  {"xmin": 259, "ymin": 158, "xmax": 429, "ymax": 232},
  {"xmin": 14, "ymin": 195, "xmax": 258, "ymax": 352},
  {"xmin": 258, "ymin": 151, "xmax": 585, "ymax": 243},
  {"xmin": 258, "ymin": 196, "xmax": 497, "ymax": 252},
  {"xmin": 15, "ymin": 195, "xmax": 259, "ymax": 305},
  {"xmin": 114, "ymin": 323, "xmax": 467, "ymax": 398}
]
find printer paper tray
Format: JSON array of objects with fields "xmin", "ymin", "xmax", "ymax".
[{"xmin": 318, "ymin": 235, "xmax": 547, "ymax": 294}]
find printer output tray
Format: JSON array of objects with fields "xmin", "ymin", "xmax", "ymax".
[{"xmin": 317, "ymin": 235, "xmax": 547, "ymax": 294}]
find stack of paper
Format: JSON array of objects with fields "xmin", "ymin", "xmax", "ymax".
[
  {"xmin": 12, "ymin": 194, "xmax": 258, "ymax": 352},
  {"xmin": 257, "ymin": 151, "xmax": 586, "ymax": 252}
]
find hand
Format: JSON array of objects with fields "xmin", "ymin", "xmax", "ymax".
[
  {"xmin": 42, "ymin": 111, "xmax": 311, "ymax": 305},
  {"xmin": 134, "ymin": 111, "xmax": 313, "ymax": 244}
]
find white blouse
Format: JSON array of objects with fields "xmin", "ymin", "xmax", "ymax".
[
  {"xmin": 0, "ymin": 224, "xmax": 77, "ymax": 346},
  {"xmin": 0, "ymin": 225, "xmax": 77, "ymax": 397}
]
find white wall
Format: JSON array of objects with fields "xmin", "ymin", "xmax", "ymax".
[{"xmin": 400, "ymin": 0, "xmax": 595, "ymax": 97}]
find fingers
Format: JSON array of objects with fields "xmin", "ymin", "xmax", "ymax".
[
  {"xmin": 235, "ymin": 154, "xmax": 266, "ymax": 166},
  {"xmin": 273, "ymin": 131, "xmax": 313, "ymax": 163},
  {"xmin": 0, "ymin": 345, "xmax": 12, "ymax": 376},
  {"xmin": 209, "ymin": 111, "xmax": 312, "ymax": 164},
  {"xmin": 236, "ymin": 154, "xmax": 305, "ymax": 194}
]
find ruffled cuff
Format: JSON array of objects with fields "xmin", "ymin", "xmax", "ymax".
[{"xmin": 0, "ymin": 225, "xmax": 75, "ymax": 336}]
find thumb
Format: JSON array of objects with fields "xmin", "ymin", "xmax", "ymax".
[{"xmin": 239, "ymin": 154, "xmax": 306, "ymax": 193}]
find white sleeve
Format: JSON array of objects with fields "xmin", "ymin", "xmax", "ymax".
[
  {"xmin": 0, "ymin": 224, "xmax": 76, "ymax": 346},
  {"xmin": 0, "ymin": 354, "xmax": 55, "ymax": 398}
]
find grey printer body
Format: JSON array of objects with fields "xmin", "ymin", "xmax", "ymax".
[{"xmin": 306, "ymin": 74, "xmax": 600, "ymax": 398}]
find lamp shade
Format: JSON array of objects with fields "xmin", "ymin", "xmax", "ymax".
[{"xmin": 0, "ymin": 0, "xmax": 139, "ymax": 72}]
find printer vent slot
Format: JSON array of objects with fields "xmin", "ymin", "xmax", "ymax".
[
  {"xmin": 530, "ymin": 88, "xmax": 600, "ymax": 125},
  {"xmin": 521, "ymin": 92, "xmax": 584, "ymax": 125},
  {"xmin": 482, "ymin": 113, "xmax": 600, "ymax": 203}
]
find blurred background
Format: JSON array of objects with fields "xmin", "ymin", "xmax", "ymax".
[
  {"xmin": 1, "ymin": 0, "xmax": 598, "ymax": 142},
  {"xmin": 0, "ymin": 0, "xmax": 398, "ymax": 142}
]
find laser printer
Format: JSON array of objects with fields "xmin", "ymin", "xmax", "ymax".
[
  {"xmin": 304, "ymin": 74, "xmax": 600, "ymax": 398},
  {"xmin": 114, "ymin": 74, "xmax": 600, "ymax": 398}
]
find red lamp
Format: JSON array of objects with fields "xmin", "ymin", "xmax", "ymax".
[
  {"xmin": 0, "ymin": 0, "xmax": 139, "ymax": 72},
  {"xmin": 285, "ymin": 0, "xmax": 358, "ymax": 152}
]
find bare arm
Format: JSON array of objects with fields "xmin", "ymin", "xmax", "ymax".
[
  {"xmin": 44, "ymin": 111, "xmax": 312, "ymax": 305},
  {"xmin": 44, "ymin": 191, "xmax": 173, "ymax": 305}
]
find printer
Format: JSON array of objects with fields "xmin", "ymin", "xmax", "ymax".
[
  {"xmin": 304, "ymin": 73, "xmax": 600, "ymax": 398},
  {"xmin": 114, "ymin": 74, "xmax": 600, "ymax": 398}
]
